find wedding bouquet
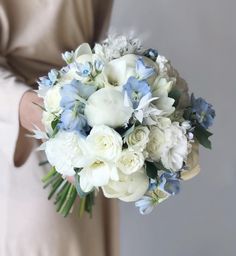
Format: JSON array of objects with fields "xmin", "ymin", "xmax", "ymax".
[{"xmin": 35, "ymin": 34, "xmax": 215, "ymax": 217}]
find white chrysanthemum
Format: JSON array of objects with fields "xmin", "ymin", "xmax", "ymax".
[
  {"xmin": 86, "ymin": 125, "xmax": 123, "ymax": 162},
  {"xmin": 45, "ymin": 131, "xmax": 91, "ymax": 176},
  {"xmin": 44, "ymin": 85, "xmax": 62, "ymax": 114},
  {"xmin": 79, "ymin": 161, "xmax": 118, "ymax": 193},
  {"xmin": 147, "ymin": 122, "xmax": 188, "ymax": 171},
  {"xmin": 84, "ymin": 88, "xmax": 133, "ymax": 128},
  {"xmin": 117, "ymin": 149, "xmax": 144, "ymax": 175},
  {"xmin": 102, "ymin": 168, "xmax": 149, "ymax": 202},
  {"xmin": 125, "ymin": 126, "xmax": 150, "ymax": 151}
]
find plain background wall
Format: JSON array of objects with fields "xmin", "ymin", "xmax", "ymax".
[{"xmin": 110, "ymin": 1, "xmax": 236, "ymax": 255}]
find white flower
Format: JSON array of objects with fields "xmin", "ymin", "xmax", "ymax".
[
  {"xmin": 44, "ymin": 85, "xmax": 62, "ymax": 113},
  {"xmin": 125, "ymin": 126, "xmax": 150, "ymax": 151},
  {"xmin": 45, "ymin": 131, "xmax": 91, "ymax": 176},
  {"xmin": 84, "ymin": 87, "xmax": 133, "ymax": 128},
  {"xmin": 86, "ymin": 125, "xmax": 123, "ymax": 162},
  {"xmin": 79, "ymin": 161, "xmax": 118, "ymax": 193},
  {"xmin": 102, "ymin": 168, "xmax": 149, "ymax": 202},
  {"xmin": 147, "ymin": 122, "xmax": 188, "ymax": 171},
  {"xmin": 117, "ymin": 149, "xmax": 144, "ymax": 175},
  {"xmin": 41, "ymin": 111, "xmax": 55, "ymax": 135}
]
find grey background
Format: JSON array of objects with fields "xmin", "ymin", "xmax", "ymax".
[{"xmin": 110, "ymin": 0, "xmax": 236, "ymax": 255}]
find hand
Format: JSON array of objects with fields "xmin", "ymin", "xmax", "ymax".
[{"xmin": 19, "ymin": 90, "xmax": 44, "ymax": 132}]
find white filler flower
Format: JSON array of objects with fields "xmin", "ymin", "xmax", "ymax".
[
  {"xmin": 44, "ymin": 85, "xmax": 62, "ymax": 114},
  {"xmin": 102, "ymin": 168, "xmax": 149, "ymax": 202},
  {"xmin": 45, "ymin": 131, "xmax": 91, "ymax": 176},
  {"xmin": 84, "ymin": 87, "xmax": 133, "ymax": 128}
]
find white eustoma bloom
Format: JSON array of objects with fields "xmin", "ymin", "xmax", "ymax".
[
  {"xmin": 86, "ymin": 125, "xmax": 123, "ymax": 163},
  {"xmin": 147, "ymin": 122, "xmax": 188, "ymax": 171},
  {"xmin": 44, "ymin": 85, "xmax": 62, "ymax": 114},
  {"xmin": 102, "ymin": 168, "xmax": 149, "ymax": 202},
  {"xmin": 79, "ymin": 161, "xmax": 118, "ymax": 193},
  {"xmin": 117, "ymin": 149, "xmax": 144, "ymax": 175},
  {"xmin": 125, "ymin": 126, "xmax": 150, "ymax": 151},
  {"xmin": 45, "ymin": 131, "xmax": 91, "ymax": 176},
  {"xmin": 84, "ymin": 88, "xmax": 133, "ymax": 128}
]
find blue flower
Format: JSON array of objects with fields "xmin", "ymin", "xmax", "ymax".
[
  {"xmin": 60, "ymin": 80, "xmax": 96, "ymax": 109},
  {"xmin": 158, "ymin": 172, "xmax": 180, "ymax": 195},
  {"xmin": 94, "ymin": 59, "xmax": 104, "ymax": 73},
  {"xmin": 135, "ymin": 196, "xmax": 155, "ymax": 215},
  {"xmin": 77, "ymin": 62, "xmax": 92, "ymax": 77},
  {"xmin": 58, "ymin": 109, "xmax": 88, "ymax": 134},
  {"xmin": 191, "ymin": 94, "xmax": 215, "ymax": 129},
  {"xmin": 38, "ymin": 69, "xmax": 59, "ymax": 88},
  {"xmin": 136, "ymin": 57, "xmax": 155, "ymax": 80},
  {"xmin": 123, "ymin": 77, "xmax": 151, "ymax": 108},
  {"xmin": 144, "ymin": 48, "xmax": 158, "ymax": 61},
  {"xmin": 148, "ymin": 179, "xmax": 158, "ymax": 191}
]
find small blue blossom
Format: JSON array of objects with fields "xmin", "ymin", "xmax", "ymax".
[
  {"xmin": 38, "ymin": 69, "xmax": 59, "ymax": 88},
  {"xmin": 148, "ymin": 179, "xmax": 158, "ymax": 191},
  {"xmin": 136, "ymin": 57, "xmax": 155, "ymax": 80},
  {"xmin": 62, "ymin": 51, "xmax": 74, "ymax": 64},
  {"xmin": 60, "ymin": 80, "xmax": 96, "ymax": 109},
  {"xmin": 123, "ymin": 77, "xmax": 151, "ymax": 108},
  {"xmin": 58, "ymin": 109, "xmax": 88, "ymax": 134},
  {"xmin": 191, "ymin": 94, "xmax": 215, "ymax": 129},
  {"xmin": 144, "ymin": 48, "xmax": 158, "ymax": 61},
  {"xmin": 77, "ymin": 62, "xmax": 92, "ymax": 77},
  {"xmin": 158, "ymin": 172, "xmax": 180, "ymax": 195},
  {"xmin": 135, "ymin": 196, "xmax": 155, "ymax": 215},
  {"xmin": 94, "ymin": 59, "xmax": 104, "ymax": 73}
]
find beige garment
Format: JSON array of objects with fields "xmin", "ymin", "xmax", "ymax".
[{"xmin": 0, "ymin": 1, "xmax": 119, "ymax": 256}]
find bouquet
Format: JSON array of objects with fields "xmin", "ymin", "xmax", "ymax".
[{"xmin": 34, "ymin": 34, "xmax": 215, "ymax": 217}]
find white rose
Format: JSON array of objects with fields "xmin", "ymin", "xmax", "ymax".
[
  {"xmin": 84, "ymin": 87, "xmax": 133, "ymax": 128},
  {"xmin": 146, "ymin": 126, "xmax": 166, "ymax": 162},
  {"xmin": 41, "ymin": 111, "xmax": 55, "ymax": 135},
  {"xmin": 45, "ymin": 131, "xmax": 91, "ymax": 176},
  {"xmin": 102, "ymin": 168, "xmax": 149, "ymax": 202},
  {"xmin": 117, "ymin": 149, "xmax": 144, "ymax": 175},
  {"xmin": 86, "ymin": 125, "xmax": 122, "ymax": 162},
  {"xmin": 147, "ymin": 122, "xmax": 188, "ymax": 171},
  {"xmin": 79, "ymin": 161, "xmax": 118, "ymax": 193},
  {"xmin": 125, "ymin": 126, "xmax": 150, "ymax": 151},
  {"xmin": 44, "ymin": 85, "xmax": 62, "ymax": 113}
]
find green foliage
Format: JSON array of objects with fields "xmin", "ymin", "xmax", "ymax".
[
  {"xmin": 169, "ymin": 88, "xmax": 181, "ymax": 107},
  {"xmin": 194, "ymin": 124, "xmax": 213, "ymax": 149},
  {"xmin": 145, "ymin": 161, "xmax": 158, "ymax": 179}
]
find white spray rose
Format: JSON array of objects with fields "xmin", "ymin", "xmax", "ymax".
[
  {"xmin": 84, "ymin": 88, "xmax": 133, "ymax": 128},
  {"xmin": 79, "ymin": 161, "xmax": 118, "ymax": 193},
  {"xmin": 117, "ymin": 149, "xmax": 144, "ymax": 175},
  {"xmin": 86, "ymin": 125, "xmax": 122, "ymax": 162},
  {"xmin": 41, "ymin": 111, "xmax": 55, "ymax": 135},
  {"xmin": 102, "ymin": 168, "xmax": 149, "ymax": 202},
  {"xmin": 44, "ymin": 85, "xmax": 62, "ymax": 114},
  {"xmin": 45, "ymin": 131, "xmax": 91, "ymax": 176},
  {"xmin": 125, "ymin": 126, "xmax": 150, "ymax": 151}
]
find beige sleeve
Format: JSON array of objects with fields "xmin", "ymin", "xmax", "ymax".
[{"xmin": 0, "ymin": 57, "xmax": 30, "ymax": 166}]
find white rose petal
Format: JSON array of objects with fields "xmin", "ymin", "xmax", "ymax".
[
  {"xmin": 86, "ymin": 125, "xmax": 122, "ymax": 162},
  {"xmin": 117, "ymin": 149, "xmax": 144, "ymax": 175},
  {"xmin": 84, "ymin": 88, "xmax": 133, "ymax": 128},
  {"xmin": 45, "ymin": 131, "xmax": 91, "ymax": 176},
  {"xmin": 125, "ymin": 126, "xmax": 150, "ymax": 151},
  {"xmin": 41, "ymin": 111, "xmax": 55, "ymax": 135},
  {"xmin": 44, "ymin": 85, "xmax": 62, "ymax": 114},
  {"xmin": 102, "ymin": 168, "xmax": 149, "ymax": 202}
]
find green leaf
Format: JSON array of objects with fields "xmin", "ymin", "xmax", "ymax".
[
  {"xmin": 79, "ymin": 197, "xmax": 86, "ymax": 217},
  {"xmin": 168, "ymin": 88, "xmax": 181, "ymax": 107},
  {"xmin": 42, "ymin": 166, "xmax": 57, "ymax": 183},
  {"xmin": 145, "ymin": 161, "xmax": 157, "ymax": 179},
  {"xmin": 85, "ymin": 192, "xmax": 95, "ymax": 218},
  {"xmin": 75, "ymin": 173, "xmax": 88, "ymax": 198},
  {"xmin": 194, "ymin": 125, "xmax": 213, "ymax": 149},
  {"xmin": 51, "ymin": 118, "xmax": 59, "ymax": 130}
]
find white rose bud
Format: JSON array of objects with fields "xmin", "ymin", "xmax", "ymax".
[
  {"xmin": 125, "ymin": 126, "xmax": 150, "ymax": 151},
  {"xmin": 44, "ymin": 85, "xmax": 62, "ymax": 114},
  {"xmin": 117, "ymin": 149, "xmax": 144, "ymax": 175},
  {"xmin": 84, "ymin": 88, "xmax": 133, "ymax": 128}
]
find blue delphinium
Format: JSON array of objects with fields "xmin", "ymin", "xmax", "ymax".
[
  {"xmin": 135, "ymin": 196, "xmax": 155, "ymax": 215},
  {"xmin": 123, "ymin": 77, "xmax": 151, "ymax": 108},
  {"xmin": 158, "ymin": 172, "xmax": 180, "ymax": 195},
  {"xmin": 191, "ymin": 94, "xmax": 215, "ymax": 129},
  {"xmin": 136, "ymin": 57, "xmax": 155, "ymax": 80}
]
